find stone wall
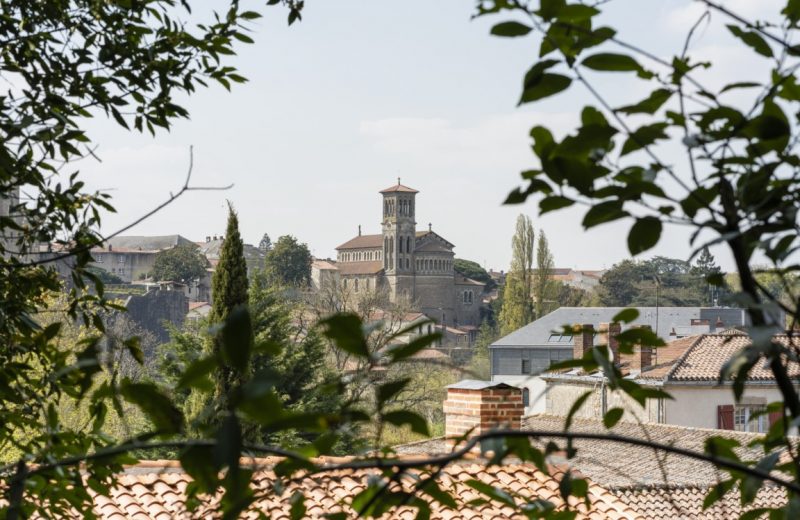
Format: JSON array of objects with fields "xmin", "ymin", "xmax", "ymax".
[
  {"xmin": 109, "ymin": 287, "xmax": 188, "ymax": 344},
  {"xmin": 545, "ymin": 379, "xmax": 660, "ymax": 424}
]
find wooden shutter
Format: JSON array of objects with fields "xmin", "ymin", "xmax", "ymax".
[{"xmin": 718, "ymin": 405, "xmax": 734, "ymax": 430}]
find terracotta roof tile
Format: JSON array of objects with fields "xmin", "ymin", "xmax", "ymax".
[
  {"xmin": 9, "ymin": 459, "xmax": 641, "ymax": 519},
  {"xmin": 380, "ymin": 183, "xmax": 419, "ymax": 193},
  {"xmin": 668, "ymin": 333, "xmax": 800, "ymax": 382},
  {"xmin": 336, "ymin": 234, "xmax": 383, "ymax": 250},
  {"xmin": 336, "ymin": 260, "xmax": 383, "ymax": 275}
]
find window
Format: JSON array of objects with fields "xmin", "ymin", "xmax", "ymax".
[
  {"xmin": 406, "ymin": 236, "xmax": 412, "ymax": 253},
  {"xmin": 734, "ymin": 405, "xmax": 767, "ymax": 433},
  {"xmin": 117, "ymin": 254, "xmax": 125, "ymax": 264},
  {"xmin": 96, "ymin": 255, "xmax": 103, "ymax": 263},
  {"xmin": 521, "ymin": 359, "xmax": 531, "ymax": 374},
  {"xmin": 523, "ymin": 388, "xmax": 530, "ymax": 407}
]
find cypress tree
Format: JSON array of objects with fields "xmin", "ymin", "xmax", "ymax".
[{"xmin": 210, "ymin": 203, "xmax": 252, "ymax": 406}]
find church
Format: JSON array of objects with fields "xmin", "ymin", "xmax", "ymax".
[{"xmin": 332, "ymin": 181, "xmax": 484, "ymax": 328}]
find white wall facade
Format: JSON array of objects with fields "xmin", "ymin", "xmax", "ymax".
[{"xmin": 665, "ymin": 385, "xmax": 784, "ymax": 430}]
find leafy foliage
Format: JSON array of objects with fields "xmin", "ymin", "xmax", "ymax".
[
  {"xmin": 498, "ymin": 214, "xmax": 535, "ymax": 334},
  {"xmin": 263, "ymin": 235, "xmax": 312, "ymax": 288},
  {"xmin": 152, "ymin": 243, "xmax": 208, "ymax": 283}
]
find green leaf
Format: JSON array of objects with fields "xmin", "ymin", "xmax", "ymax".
[
  {"xmin": 612, "ymin": 308, "xmax": 639, "ymax": 323},
  {"xmin": 321, "ymin": 313, "xmax": 370, "ymax": 358},
  {"xmin": 620, "ymin": 123, "xmax": 668, "ymax": 156},
  {"xmin": 121, "ymin": 382, "xmax": 183, "ymax": 434},
  {"xmin": 582, "ymin": 52, "xmax": 651, "ymax": 78},
  {"xmin": 540, "ymin": 196, "xmax": 574, "ymax": 213},
  {"xmin": 727, "ymin": 25, "xmax": 773, "ymax": 58},
  {"xmin": 519, "ymin": 60, "xmax": 572, "ymax": 104},
  {"xmin": 382, "ymin": 410, "xmax": 429, "ymax": 435},
  {"xmin": 377, "ymin": 378, "xmax": 410, "ymax": 407},
  {"xmin": 490, "ymin": 21, "xmax": 532, "ymax": 37},
  {"xmin": 582, "ymin": 200, "xmax": 627, "ymax": 228},
  {"xmin": 123, "ymin": 336, "xmax": 144, "ymax": 365},
  {"xmin": 389, "ymin": 333, "xmax": 442, "ymax": 361},
  {"xmin": 627, "ymin": 217, "xmax": 662, "ymax": 255},
  {"xmin": 616, "ymin": 89, "xmax": 672, "ymax": 115},
  {"xmin": 290, "ymin": 491, "xmax": 307, "ymax": 520},
  {"xmin": 180, "ymin": 445, "xmax": 220, "ymax": 493},
  {"xmin": 419, "ymin": 480, "xmax": 457, "ymax": 509},
  {"xmin": 603, "ymin": 407, "xmax": 624, "ymax": 428},
  {"xmin": 177, "ymin": 356, "xmax": 218, "ymax": 391}
]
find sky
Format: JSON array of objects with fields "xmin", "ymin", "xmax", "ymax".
[{"xmin": 74, "ymin": 0, "xmax": 783, "ymax": 272}]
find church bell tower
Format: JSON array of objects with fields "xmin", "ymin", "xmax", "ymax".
[{"xmin": 380, "ymin": 179, "xmax": 418, "ymax": 301}]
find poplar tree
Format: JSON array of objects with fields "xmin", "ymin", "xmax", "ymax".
[
  {"xmin": 499, "ymin": 215, "xmax": 535, "ymax": 335},
  {"xmin": 534, "ymin": 230, "xmax": 556, "ymax": 317},
  {"xmin": 210, "ymin": 203, "xmax": 252, "ymax": 406}
]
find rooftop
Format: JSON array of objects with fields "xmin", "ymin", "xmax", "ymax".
[
  {"xmin": 58, "ymin": 458, "xmax": 638, "ymax": 519},
  {"xmin": 335, "ymin": 233, "xmax": 382, "ymax": 250},
  {"xmin": 490, "ymin": 307, "xmax": 750, "ymax": 349},
  {"xmin": 379, "ymin": 182, "xmax": 419, "ymax": 194}
]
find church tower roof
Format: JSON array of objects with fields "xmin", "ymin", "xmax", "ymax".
[{"xmin": 379, "ymin": 178, "xmax": 419, "ymax": 194}]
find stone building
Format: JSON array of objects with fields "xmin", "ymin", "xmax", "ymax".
[
  {"xmin": 90, "ymin": 235, "xmax": 195, "ymax": 282},
  {"xmin": 332, "ymin": 181, "xmax": 483, "ymax": 328}
]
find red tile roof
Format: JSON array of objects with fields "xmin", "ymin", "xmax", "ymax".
[
  {"xmin": 36, "ymin": 459, "xmax": 640, "ymax": 519},
  {"xmin": 336, "ymin": 261, "xmax": 384, "ymax": 275},
  {"xmin": 667, "ymin": 333, "xmax": 800, "ymax": 382},
  {"xmin": 336, "ymin": 234, "xmax": 382, "ymax": 250},
  {"xmin": 380, "ymin": 183, "xmax": 419, "ymax": 194}
]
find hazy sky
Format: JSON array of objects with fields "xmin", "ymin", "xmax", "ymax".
[{"xmin": 75, "ymin": 0, "xmax": 780, "ymax": 272}]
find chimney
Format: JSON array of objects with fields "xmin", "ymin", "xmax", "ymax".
[
  {"xmin": 608, "ymin": 322, "xmax": 621, "ymax": 365},
  {"xmin": 443, "ymin": 380, "xmax": 523, "ymax": 444},
  {"xmin": 629, "ymin": 325, "xmax": 654, "ymax": 371},
  {"xmin": 206, "ymin": 236, "xmax": 211, "ymax": 243},
  {"xmin": 358, "ymin": 225, "xmax": 362, "ymax": 236},
  {"xmin": 573, "ymin": 323, "xmax": 594, "ymax": 361},
  {"xmin": 715, "ymin": 316, "xmax": 724, "ymax": 330},
  {"xmin": 108, "ymin": 244, "xmax": 112, "ymax": 251}
]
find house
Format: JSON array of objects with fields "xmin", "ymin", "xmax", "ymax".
[
  {"xmin": 196, "ymin": 235, "xmax": 265, "ymax": 275},
  {"xmin": 90, "ymin": 235, "xmax": 195, "ymax": 282},
  {"xmin": 544, "ymin": 329, "xmax": 799, "ymax": 433},
  {"xmin": 22, "ymin": 381, "xmax": 790, "ymax": 519},
  {"xmin": 490, "ymin": 306, "xmax": 753, "ymax": 415},
  {"xmin": 409, "ymin": 381, "xmax": 789, "ymax": 518},
  {"xmin": 548, "ymin": 268, "xmax": 606, "ymax": 291},
  {"xmin": 187, "ymin": 301, "xmax": 212, "ymax": 323}
]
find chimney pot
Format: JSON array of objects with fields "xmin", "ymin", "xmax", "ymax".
[{"xmin": 206, "ymin": 236, "xmax": 210, "ymax": 243}]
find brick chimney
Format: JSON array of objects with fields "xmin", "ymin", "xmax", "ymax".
[
  {"xmin": 628, "ymin": 325, "xmax": 654, "ymax": 371},
  {"xmin": 443, "ymin": 381, "xmax": 523, "ymax": 442},
  {"xmin": 598, "ymin": 322, "xmax": 621, "ymax": 364},
  {"xmin": 573, "ymin": 323, "xmax": 594, "ymax": 360}
]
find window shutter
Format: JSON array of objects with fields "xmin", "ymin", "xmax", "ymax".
[
  {"xmin": 718, "ymin": 405, "xmax": 734, "ymax": 430},
  {"xmin": 769, "ymin": 408, "xmax": 783, "ymax": 429}
]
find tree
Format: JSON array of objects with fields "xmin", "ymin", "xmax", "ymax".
[
  {"xmin": 487, "ymin": 0, "xmax": 800, "ymax": 514},
  {"xmin": 454, "ymin": 258, "xmax": 496, "ymax": 291},
  {"xmin": 498, "ymin": 215, "xmax": 535, "ymax": 335},
  {"xmin": 258, "ymin": 233, "xmax": 273, "ymax": 253},
  {"xmin": 692, "ymin": 247, "xmax": 723, "ymax": 306},
  {"xmin": 596, "ymin": 257, "xmax": 707, "ymax": 307},
  {"xmin": 264, "ymin": 235, "xmax": 312, "ymax": 287},
  {"xmin": 533, "ymin": 230, "xmax": 556, "ymax": 317},
  {"xmin": 208, "ymin": 203, "xmax": 252, "ymax": 409},
  {"xmin": 0, "ymin": 0, "xmax": 305, "ymax": 516},
  {"xmin": 152, "ymin": 243, "xmax": 208, "ymax": 283}
]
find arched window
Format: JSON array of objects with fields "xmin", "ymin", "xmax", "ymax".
[
  {"xmin": 405, "ymin": 258, "xmax": 410, "ymax": 269},
  {"xmin": 384, "ymin": 238, "xmax": 389, "ymax": 269},
  {"xmin": 406, "ymin": 236, "xmax": 412, "ymax": 253},
  {"xmin": 389, "ymin": 237, "xmax": 394, "ymax": 266},
  {"xmin": 523, "ymin": 388, "xmax": 530, "ymax": 407},
  {"xmin": 399, "ymin": 237, "xmax": 403, "ymax": 254}
]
